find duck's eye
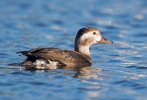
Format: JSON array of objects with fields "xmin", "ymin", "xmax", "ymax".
[{"xmin": 93, "ymin": 32, "xmax": 96, "ymax": 35}]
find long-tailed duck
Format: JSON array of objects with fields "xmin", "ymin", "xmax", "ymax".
[{"xmin": 9, "ymin": 27, "xmax": 112, "ymax": 70}]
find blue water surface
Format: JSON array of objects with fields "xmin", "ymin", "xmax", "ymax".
[{"xmin": 0, "ymin": 0, "xmax": 147, "ymax": 100}]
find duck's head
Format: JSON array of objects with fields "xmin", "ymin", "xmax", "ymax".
[{"xmin": 75, "ymin": 27, "xmax": 113, "ymax": 48}]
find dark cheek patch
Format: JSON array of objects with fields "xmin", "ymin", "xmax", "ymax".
[{"xmin": 80, "ymin": 38, "xmax": 94, "ymax": 46}]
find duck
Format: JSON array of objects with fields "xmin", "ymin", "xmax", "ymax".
[{"xmin": 9, "ymin": 27, "xmax": 112, "ymax": 70}]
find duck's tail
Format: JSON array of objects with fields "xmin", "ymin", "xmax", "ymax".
[
  {"xmin": 8, "ymin": 62, "xmax": 24, "ymax": 66},
  {"xmin": 8, "ymin": 60, "xmax": 32, "ymax": 66}
]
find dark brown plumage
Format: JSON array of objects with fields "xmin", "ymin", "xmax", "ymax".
[
  {"xmin": 10, "ymin": 47, "xmax": 92, "ymax": 69},
  {"xmin": 9, "ymin": 27, "xmax": 112, "ymax": 70}
]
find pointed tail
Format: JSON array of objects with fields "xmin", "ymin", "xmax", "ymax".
[{"xmin": 8, "ymin": 63, "xmax": 23, "ymax": 66}]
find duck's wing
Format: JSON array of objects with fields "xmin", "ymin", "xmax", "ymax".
[
  {"xmin": 19, "ymin": 47, "xmax": 92, "ymax": 67},
  {"xmin": 17, "ymin": 47, "xmax": 58, "ymax": 56}
]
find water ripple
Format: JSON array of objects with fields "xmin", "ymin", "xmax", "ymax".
[{"xmin": 0, "ymin": 0, "xmax": 147, "ymax": 100}]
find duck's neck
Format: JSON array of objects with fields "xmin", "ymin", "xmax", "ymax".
[{"xmin": 74, "ymin": 45, "xmax": 92, "ymax": 62}]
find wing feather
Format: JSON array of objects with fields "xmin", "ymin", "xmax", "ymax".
[{"xmin": 21, "ymin": 47, "xmax": 92, "ymax": 67}]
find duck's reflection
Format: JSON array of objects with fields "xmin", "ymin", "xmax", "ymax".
[
  {"xmin": 75, "ymin": 67, "xmax": 102, "ymax": 79},
  {"xmin": 23, "ymin": 66, "xmax": 102, "ymax": 79}
]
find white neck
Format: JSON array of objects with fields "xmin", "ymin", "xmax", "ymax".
[
  {"xmin": 74, "ymin": 37, "xmax": 92, "ymax": 62},
  {"xmin": 78, "ymin": 45, "xmax": 90, "ymax": 56},
  {"xmin": 74, "ymin": 44, "xmax": 92, "ymax": 62}
]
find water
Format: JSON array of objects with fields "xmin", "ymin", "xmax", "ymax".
[{"xmin": 0, "ymin": 0, "xmax": 147, "ymax": 99}]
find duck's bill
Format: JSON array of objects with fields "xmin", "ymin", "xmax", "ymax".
[{"xmin": 99, "ymin": 36, "xmax": 113, "ymax": 44}]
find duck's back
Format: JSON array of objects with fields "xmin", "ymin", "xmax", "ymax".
[{"xmin": 11, "ymin": 47, "xmax": 92, "ymax": 69}]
